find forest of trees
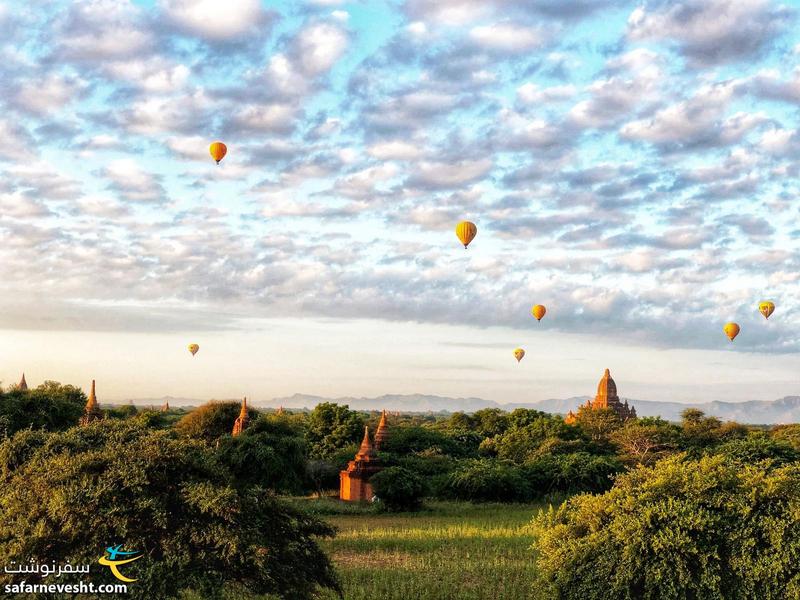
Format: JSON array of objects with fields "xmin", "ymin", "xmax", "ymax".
[{"xmin": 3, "ymin": 383, "xmax": 800, "ymax": 598}]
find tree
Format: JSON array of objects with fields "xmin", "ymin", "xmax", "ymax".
[
  {"xmin": 471, "ymin": 408, "xmax": 509, "ymax": 437},
  {"xmin": 611, "ymin": 418, "xmax": 679, "ymax": 465},
  {"xmin": 441, "ymin": 459, "xmax": 531, "ymax": 502},
  {"xmin": 0, "ymin": 381, "xmax": 85, "ymax": 436},
  {"xmin": 217, "ymin": 414, "xmax": 309, "ymax": 493},
  {"xmin": 574, "ymin": 406, "xmax": 622, "ymax": 443},
  {"xmin": 370, "ymin": 467, "xmax": 425, "ymax": 512},
  {"xmin": 175, "ymin": 401, "xmax": 258, "ymax": 442},
  {"xmin": 680, "ymin": 408, "xmax": 722, "ymax": 448},
  {"xmin": 532, "ymin": 454, "xmax": 800, "ymax": 600},
  {"xmin": 493, "ymin": 416, "xmax": 580, "ymax": 463},
  {"xmin": 305, "ymin": 402, "xmax": 364, "ymax": 459},
  {"xmin": 0, "ymin": 420, "xmax": 339, "ymax": 600}
]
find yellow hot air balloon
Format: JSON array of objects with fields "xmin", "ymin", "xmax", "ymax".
[
  {"xmin": 455, "ymin": 221, "xmax": 477, "ymax": 249},
  {"xmin": 532, "ymin": 305, "xmax": 546, "ymax": 321},
  {"xmin": 188, "ymin": 343, "xmax": 200, "ymax": 356},
  {"xmin": 723, "ymin": 322, "xmax": 740, "ymax": 341},
  {"xmin": 513, "ymin": 348, "xmax": 525, "ymax": 363},
  {"xmin": 209, "ymin": 141, "xmax": 227, "ymax": 164},
  {"xmin": 759, "ymin": 301, "xmax": 775, "ymax": 320}
]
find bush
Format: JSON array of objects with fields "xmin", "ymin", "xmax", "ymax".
[
  {"xmin": 0, "ymin": 382, "xmax": 86, "ymax": 436},
  {"xmin": 532, "ymin": 454, "xmax": 800, "ymax": 599},
  {"xmin": 217, "ymin": 415, "xmax": 309, "ymax": 493},
  {"xmin": 523, "ymin": 452, "xmax": 622, "ymax": 495},
  {"xmin": 370, "ymin": 466, "xmax": 425, "ymax": 512},
  {"xmin": 712, "ymin": 433, "xmax": 800, "ymax": 466},
  {"xmin": 0, "ymin": 420, "xmax": 339, "ymax": 599},
  {"xmin": 440, "ymin": 459, "xmax": 531, "ymax": 502},
  {"xmin": 175, "ymin": 401, "xmax": 259, "ymax": 442}
]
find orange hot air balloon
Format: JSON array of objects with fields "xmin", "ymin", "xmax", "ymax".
[
  {"xmin": 723, "ymin": 322, "xmax": 740, "ymax": 341},
  {"xmin": 531, "ymin": 305, "xmax": 546, "ymax": 321},
  {"xmin": 188, "ymin": 343, "xmax": 200, "ymax": 356},
  {"xmin": 455, "ymin": 221, "xmax": 477, "ymax": 249},
  {"xmin": 759, "ymin": 301, "xmax": 775, "ymax": 320},
  {"xmin": 209, "ymin": 141, "xmax": 227, "ymax": 164},
  {"xmin": 513, "ymin": 348, "xmax": 525, "ymax": 363}
]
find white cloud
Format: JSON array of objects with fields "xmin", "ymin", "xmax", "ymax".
[
  {"xmin": 160, "ymin": 0, "xmax": 270, "ymax": 41},
  {"xmin": 291, "ymin": 22, "xmax": 348, "ymax": 76},
  {"xmin": 469, "ymin": 23, "xmax": 545, "ymax": 53}
]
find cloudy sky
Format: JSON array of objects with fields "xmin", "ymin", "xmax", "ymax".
[{"xmin": 1, "ymin": 0, "xmax": 800, "ymax": 405}]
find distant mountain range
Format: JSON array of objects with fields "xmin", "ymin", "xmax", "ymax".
[{"xmin": 123, "ymin": 393, "xmax": 800, "ymax": 424}]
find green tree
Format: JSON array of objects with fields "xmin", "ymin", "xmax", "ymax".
[
  {"xmin": 0, "ymin": 381, "xmax": 85, "ymax": 436},
  {"xmin": 217, "ymin": 414, "xmax": 309, "ymax": 493},
  {"xmin": 574, "ymin": 406, "xmax": 622, "ymax": 444},
  {"xmin": 493, "ymin": 416, "xmax": 579, "ymax": 463},
  {"xmin": 371, "ymin": 466, "xmax": 425, "ymax": 512},
  {"xmin": 441, "ymin": 459, "xmax": 531, "ymax": 502},
  {"xmin": 611, "ymin": 418, "xmax": 679, "ymax": 465},
  {"xmin": 0, "ymin": 420, "xmax": 339, "ymax": 600},
  {"xmin": 175, "ymin": 401, "xmax": 258, "ymax": 442},
  {"xmin": 305, "ymin": 402, "xmax": 364, "ymax": 459},
  {"xmin": 532, "ymin": 454, "xmax": 800, "ymax": 600}
]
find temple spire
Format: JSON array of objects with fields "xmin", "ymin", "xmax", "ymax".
[
  {"xmin": 232, "ymin": 397, "xmax": 250, "ymax": 436},
  {"xmin": 18, "ymin": 373, "xmax": 28, "ymax": 391},
  {"xmin": 374, "ymin": 409, "xmax": 390, "ymax": 451},
  {"xmin": 79, "ymin": 380, "xmax": 103, "ymax": 425}
]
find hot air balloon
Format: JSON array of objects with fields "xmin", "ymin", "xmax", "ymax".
[
  {"xmin": 723, "ymin": 322, "xmax": 740, "ymax": 341},
  {"xmin": 209, "ymin": 141, "xmax": 227, "ymax": 164},
  {"xmin": 513, "ymin": 348, "xmax": 525, "ymax": 363},
  {"xmin": 455, "ymin": 221, "xmax": 477, "ymax": 249},
  {"xmin": 759, "ymin": 301, "xmax": 775, "ymax": 320},
  {"xmin": 188, "ymin": 343, "xmax": 200, "ymax": 356},
  {"xmin": 531, "ymin": 305, "xmax": 546, "ymax": 321}
]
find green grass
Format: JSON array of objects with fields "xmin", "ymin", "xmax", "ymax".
[{"xmin": 297, "ymin": 497, "xmax": 547, "ymax": 600}]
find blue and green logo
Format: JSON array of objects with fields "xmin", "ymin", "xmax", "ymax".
[{"xmin": 98, "ymin": 545, "xmax": 141, "ymax": 583}]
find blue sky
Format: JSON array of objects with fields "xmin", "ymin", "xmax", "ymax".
[{"xmin": 1, "ymin": 0, "xmax": 800, "ymax": 404}]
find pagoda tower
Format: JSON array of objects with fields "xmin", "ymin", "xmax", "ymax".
[
  {"xmin": 565, "ymin": 369, "xmax": 636, "ymax": 423},
  {"xmin": 79, "ymin": 380, "xmax": 103, "ymax": 425},
  {"xmin": 339, "ymin": 426, "xmax": 383, "ymax": 502},
  {"xmin": 374, "ymin": 409, "xmax": 390, "ymax": 451},
  {"xmin": 161, "ymin": 400, "xmax": 170, "ymax": 412},
  {"xmin": 18, "ymin": 373, "xmax": 28, "ymax": 391},
  {"xmin": 232, "ymin": 397, "xmax": 250, "ymax": 436}
]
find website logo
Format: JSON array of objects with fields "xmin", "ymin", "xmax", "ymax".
[{"xmin": 97, "ymin": 545, "xmax": 141, "ymax": 583}]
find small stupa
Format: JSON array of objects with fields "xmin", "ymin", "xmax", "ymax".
[
  {"xmin": 374, "ymin": 409, "xmax": 390, "ymax": 451},
  {"xmin": 79, "ymin": 380, "xmax": 103, "ymax": 425},
  {"xmin": 232, "ymin": 397, "xmax": 250, "ymax": 436},
  {"xmin": 339, "ymin": 426, "xmax": 383, "ymax": 502},
  {"xmin": 18, "ymin": 373, "xmax": 28, "ymax": 391}
]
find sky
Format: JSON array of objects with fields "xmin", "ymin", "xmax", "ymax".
[{"xmin": 1, "ymin": 0, "xmax": 800, "ymax": 404}]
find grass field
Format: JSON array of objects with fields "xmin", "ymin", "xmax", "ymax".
[{"xmin": 294, "ymin": 497, "xmax": 548, "ymax": 600}]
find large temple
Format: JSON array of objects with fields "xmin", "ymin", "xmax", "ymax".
[
  {"xmin": 340, "ymin": 411, "xmax": 391, "ymax": 502},
  {"xmin": 565, "ymin": 368, "xmax": 636, "ymax": 424}
]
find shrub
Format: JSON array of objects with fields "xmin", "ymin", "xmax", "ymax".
[
  {"xmin": 175, "ymin": 401, "xmax": 258, "ymax": 442},
  {"xmin": 712, "ymin": 433, "xmax": 799, "ymax": 466},
  {"xmin": 370, "ymin": 466, "xmax": 425, "ymax": 512},
  {"xmin": 523, "ymin": 452, "xmax": 622, "ymax": 495},
  {"xmin": 532, "ymin": 454, "xmax": 800, "ymax": 600},
  {"xmin": 440, "ymin": 459, "xmax": 531, "ymax": 502},
  {"xmin": 0, "ymin": 420, "xmax": 339, "ymax": 600}
]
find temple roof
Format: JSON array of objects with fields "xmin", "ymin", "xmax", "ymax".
[
  {"xmin": 85, "ymin": 380, "xmax": 98, "ymax": 411},
  {"xmin": 595, "ymin": 368, "xmax": 618, "ymax": 404},
  {"xmin": 18, "ymin": 373, "xmax": 27, "ymax": 391},
  {"xmin": 355, "ymin": 425, "xmax": 377, "ymax": 460}
]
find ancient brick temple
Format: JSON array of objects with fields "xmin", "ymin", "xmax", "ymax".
[
  {"xmin": 565, "ymin": 368, "xmax": 636, "ymax": 424},
  {"xmin": 374, "ymin": 409, "xmax": 390, "ymax": 450},
  {"xmin": 340, "ymin": 425, "xmax": 383, "ymax": 502},
  {"xmin": 232, "ymin": 397, "xmax": 250, "ymax": 436},
  {"xmin": 79, "ymin": 380, "xmax": 103, "ymax": 425}
]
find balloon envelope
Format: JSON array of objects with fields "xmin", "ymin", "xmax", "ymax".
[
  {"xmin": 455, "ymin": 221, "xmax": 477, "ymax": 248},
  {"xmin": 188, "ymin": 343, "xmax": 200, "ymax": 356},
  {"xmin": 759, "ymin": 301, "xmax": 775, "ymax": 320},
  {"xmin": 513, "ymin": 348, "xmax": 525, "ymax": 363},
  {"xmin": 723, "ymin": 322, "xmax": 740, "ymax": 341},
  {"xmin": 209, "ymin": 141, "xmax": 227, "ymax": 164},
  {"xmin": 532, "ymin": 305, "xmax": 546, "ymax": 321}
]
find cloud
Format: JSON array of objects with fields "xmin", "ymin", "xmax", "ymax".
[
  {"xmin": 469, "ymin": 22, "xmax": 546, "ymax": 53},
  {"xmin": 97, "ymin": 160, "xmax": 167, "ymax": 204},
  {"xmin": 160, "ymin": 0, "xmax": 272, "ymax": 42},
  {"xmin": 627, "ymin": 0, "xmax": 794, "ymax": 66}
]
